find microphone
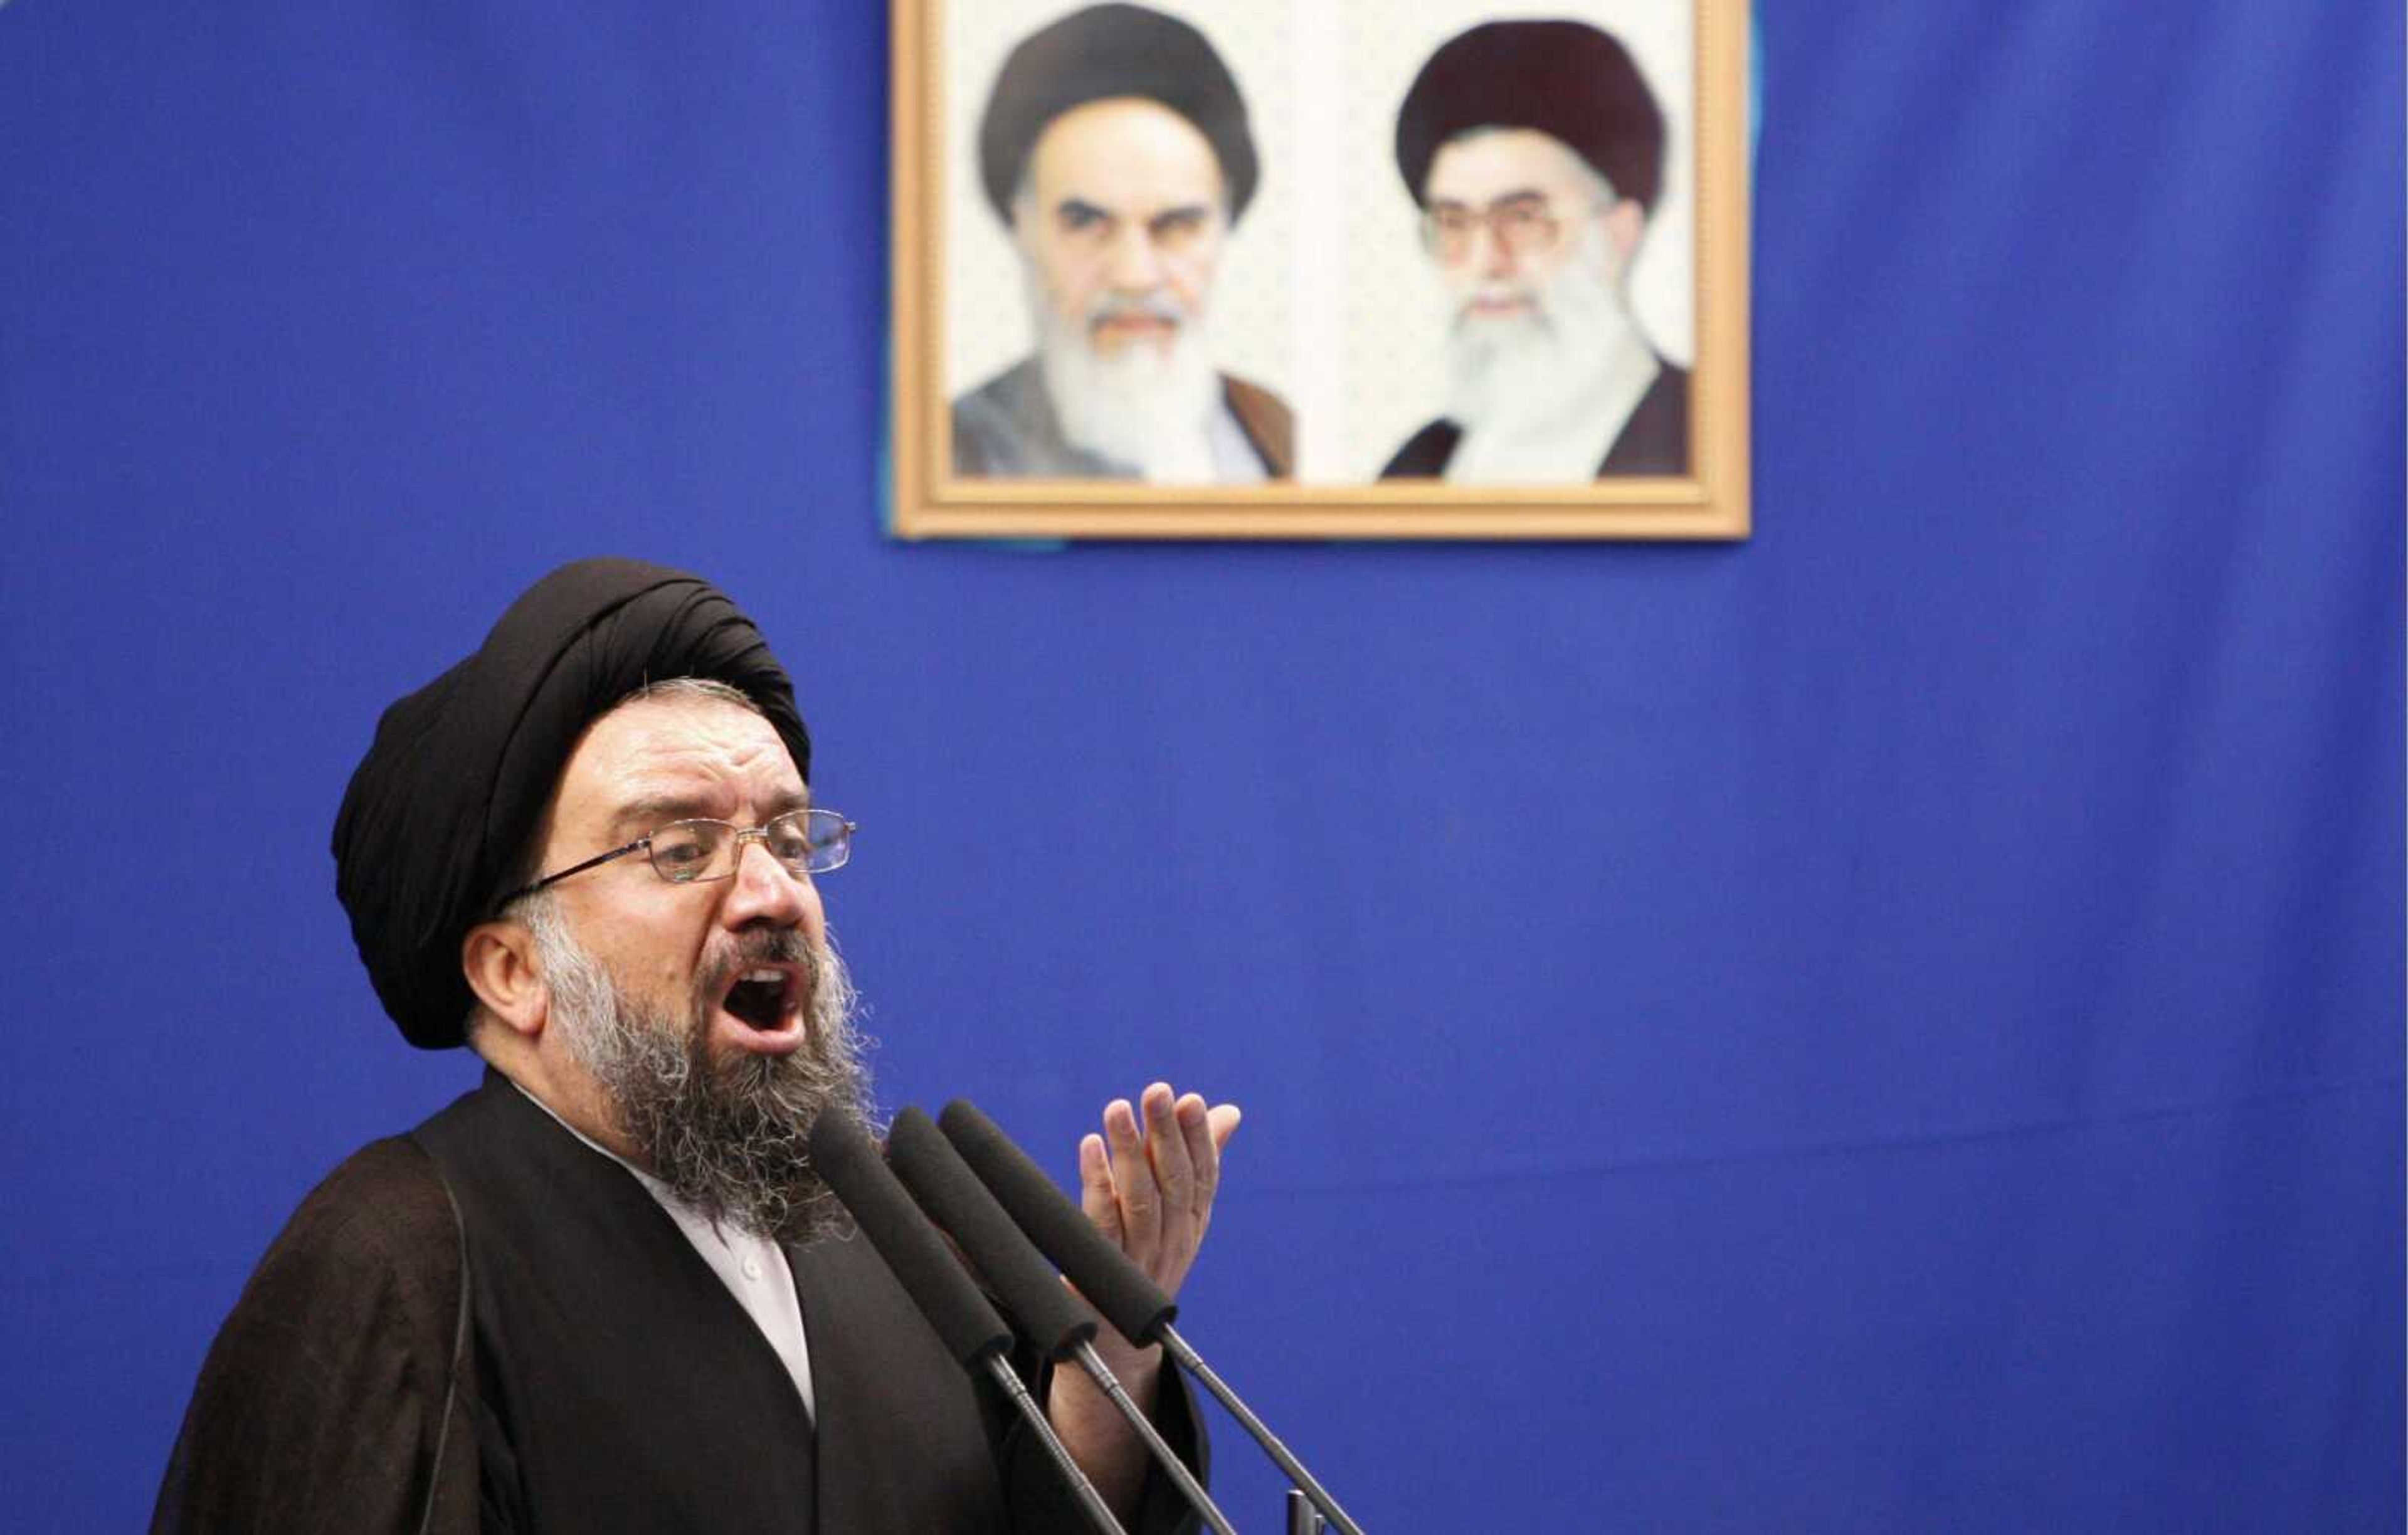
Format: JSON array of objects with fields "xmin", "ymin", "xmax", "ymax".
[
  {"xmin": 803, "ymin": 1110, "xmax": 1127, "ymax": 1535},
  {"xmin": 937, "ymin": 1099, "xmax": 1176, "ymax": 1343},
  {"xmin": 886, "ymin": 1107, "xmax": 1239, "ymax": 1535},
  {"xmin": 884, "ymin": 1108, "xmax": 1098, "ymax": 1357},
  {"xmin": 940, "ymin": 1099, "xmax": 1367, "ymax": 1535}
]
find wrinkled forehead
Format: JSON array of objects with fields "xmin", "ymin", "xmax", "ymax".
[
  {"xmin": 1425, "ymin": 127, "xmax": 1607, "ymax": 207},
  {"xmin": 549, "ymin": 691, "xmax": 806, "ymax": 841},
  {"xmin": 1023, "ymin": 97, "xmax": 1227, "ymax": 215}
]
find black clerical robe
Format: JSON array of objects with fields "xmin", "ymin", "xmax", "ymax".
[
  {"xmin": 1378, "ymin": 362, "xmax": 1691, "ymax": 480},
  {"xmin": 154, "ymin": 1072, "xmax": 1205, "ymax": 1532}
]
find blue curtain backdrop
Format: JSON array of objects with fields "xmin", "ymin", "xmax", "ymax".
[{"xmin": 1, "ymin": 3, "xmax": 2399, "ymax": 1530}]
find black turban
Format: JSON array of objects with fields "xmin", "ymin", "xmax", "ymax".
[
  {"xmin": 332, "ymin": 557, "xmax": 811, "ymax": 1050},
  {"xmin": 978, "ymin": 3, "xmax": 1259, "ymax": 226},
  {"xmin": 1395, "ymin": 20, "xmax": 1665, "ymax": 213}
]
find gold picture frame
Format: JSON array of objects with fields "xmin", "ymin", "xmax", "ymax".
[{"xmin": 890, "ymin": 0, "xmax": 1750, "ymax": 541}]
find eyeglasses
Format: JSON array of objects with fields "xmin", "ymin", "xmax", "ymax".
[
  {"xmin": 1421, "ymin": 193, "xmax": 1605, "ymax": 265},
  {"xmin": 502, "ymin": 808, "xmax": 856, "ymax": 906}
]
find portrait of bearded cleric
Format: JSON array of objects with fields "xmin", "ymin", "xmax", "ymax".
[
  {"xmin": 947, "ymin": 3, "xmax": 1294, "ymax": 483},
  {"xmin": 1378, "ymin": 18, "xmax": 1692, "ymax": 484},
  {"xmin": 895, "ymin": 0, "xmax": 1743, "ymax": 537}
]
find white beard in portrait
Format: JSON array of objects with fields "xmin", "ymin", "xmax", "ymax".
[
  {"xmin": 1033, "ymin": 275, "xmax": 1222, "ymax": 482},
  {"xmin": 1442, "ymin": 217, "xmax": 1645, "ymax": 441}
]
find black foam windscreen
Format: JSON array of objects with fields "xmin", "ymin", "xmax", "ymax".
[
  {"xmin": 939, "ymin": 1099, "xmax": 1178, "ymax": 1346},
  {"xmin": 887, "ymin": 1107, "xmax": 1101, "ymax": 1360},
  {"xmin": 806, "ymin": 1110, "xmax": 1013, "ymax": 1369}
]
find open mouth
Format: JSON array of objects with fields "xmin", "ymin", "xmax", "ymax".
[{"xmin": 722, "ymin": 966, "xmax": 800, "ymax": 1033}]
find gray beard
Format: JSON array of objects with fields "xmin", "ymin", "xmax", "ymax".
[
  {"xmin": 525, "ymin": 896, "xmax": 874, "ymax": 1243},
  {"xmin": 1444, "ymin": 228, "xmax": 1638, "ymax": 432},
  {"xmin": 1030, "ymin": 273, "xmax": 1221, "ymax": 478}
]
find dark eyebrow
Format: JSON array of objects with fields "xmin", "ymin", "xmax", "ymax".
[
  {"xmin": 606, "ymin": 795, "xmax": 716, "ymax": 844},
  {"xmin": 1056, "ymin": 197, "xmax": 1112, "ymax": 223},
  {"xmin": 1147, "ymin": 204, "xmax": 1211, "ymax": 231},
  {"xmin": 762, "ymin": 788, "xmax": 814, "ymax": 821},
  {"xmin": 606, "ymin": 788, "xmax": 810, "ymax": 843}
]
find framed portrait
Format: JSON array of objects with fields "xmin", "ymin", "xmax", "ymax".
[{"xmin": 889, "ymin": 1, "xmax": 1750, "ymax": 540}]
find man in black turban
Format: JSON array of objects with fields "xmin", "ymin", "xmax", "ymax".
[
  {"xmin": 953, "ymin": 3, "xmax": 1294, "ymax": 482},
  {"xmin": 1379, "ymin": 20, "xmax": 1691, "ymax": 483},
  {"xmin": 155, "ymin": 558, "xmax": 1235, "ymax": 1534}
]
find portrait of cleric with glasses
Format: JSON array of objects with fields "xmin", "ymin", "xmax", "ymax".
[{"xmin": 1380, "ymin": 19, "xmax": 1691, "ymax": 485}]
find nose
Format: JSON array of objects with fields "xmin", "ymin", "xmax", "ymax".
[
  {"xmin": 1477, "ymin": 220, "xmax": 1520, "ymax": 280},
  {"xmin": 1102, "ymin": 223, "xmax": 1165, "ymax": 293},
  {"xmin": 718, "ymin": 836, "xmax": 823, "ymax": 938}
]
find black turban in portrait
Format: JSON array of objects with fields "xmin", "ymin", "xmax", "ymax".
[
  {"xmin": 1395, "ymin": 19, "xmax": 1666, "ymax": 213},
  {"xmin": 978, "ymin": 3, "xmax": 1260, "ymax": 225},
  {"xmin": 332, "ymin": 557, "xmax": 811, "ymax": 1049}
]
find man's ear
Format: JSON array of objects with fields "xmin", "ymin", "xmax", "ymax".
[
  {"xmin": 463, "ymin": 917, "xmax": 547, "ymax": 1042},
  {"xmin": 1602, "ymin": 198, "xmax": 1647, "ymax": 265}
]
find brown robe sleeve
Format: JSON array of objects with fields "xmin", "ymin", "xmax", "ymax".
[
  {"xmin": 151, "ymin": 1137, "xmax": 478, "ymax": 1535},
  {"xmin": 1222, "ymin": 375, "xmax": 1296, "ymax": 480}
]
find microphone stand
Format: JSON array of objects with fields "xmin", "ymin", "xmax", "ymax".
[
  {"xmin": 1067, "ymin": 1339, "xmax": 1241, "ymax": 1535},
  {"xmin": 981, "ymin": 1353, "xmax": 1130, "ymax": 1535},
  {"xmin": 1159, "ymin": 1324, "xmax": 1365, "ymax": 1535}
]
